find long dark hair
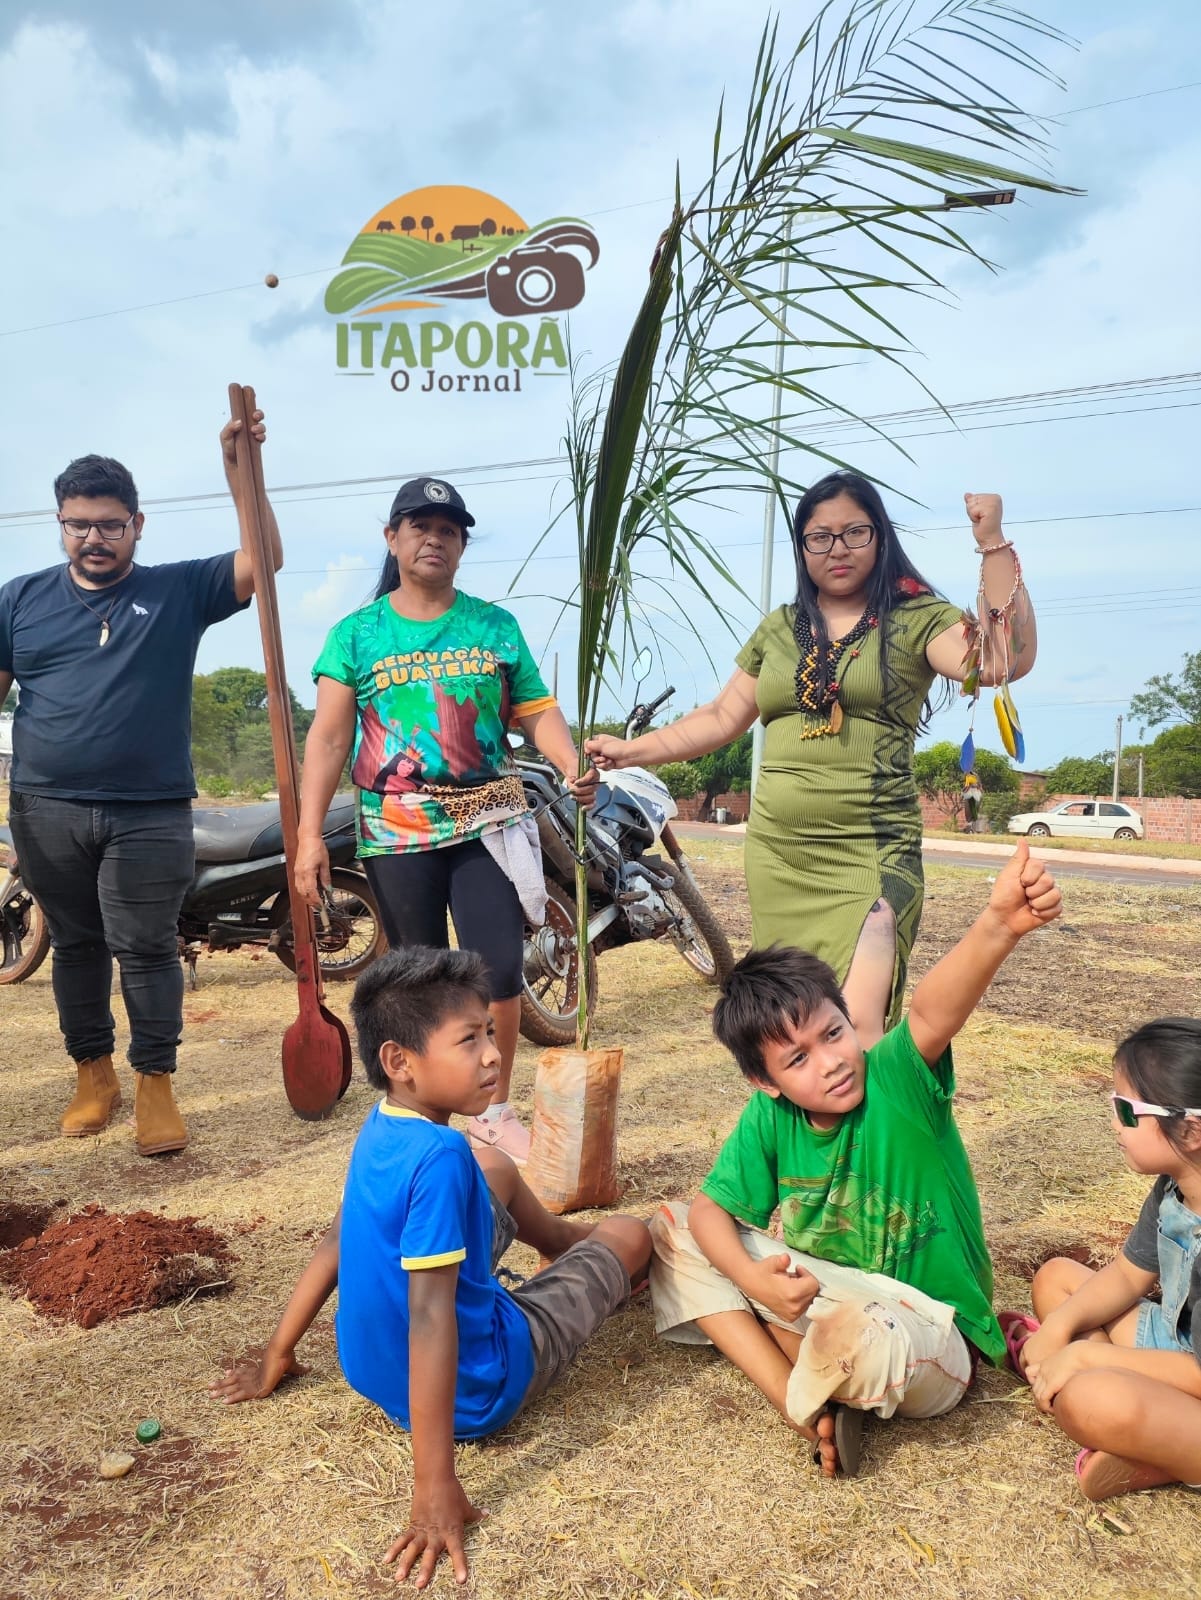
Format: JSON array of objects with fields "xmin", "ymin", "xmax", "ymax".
[
  {"xmin": 372, "ymin": 515, "xmax": 470, "ymax": 600},
  {"xmin": 1116, "ymin": 1018, "xmax": 1201, "ymax": 1155},
  {"xmin": 791, "ymin": 470, "xmax": 948, "ymax": 725}
]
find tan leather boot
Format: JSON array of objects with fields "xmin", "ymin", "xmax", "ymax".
[
  {"xmin": 61, "ymin": 1056, "xmax": 122, "ymax": 1137},
  {"xmin": 134, "ymin": 1072, "xmax": 188, "ymax": 1156}
]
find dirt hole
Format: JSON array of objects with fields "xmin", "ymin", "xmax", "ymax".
[{"xmin": 0, "ymin": 1201, "xmax": 59, "ymax": 1251}]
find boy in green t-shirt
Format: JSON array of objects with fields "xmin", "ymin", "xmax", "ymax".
[{"xmin": 650, "ymin": 840, "xmax": 1061, "ymax": 1476}]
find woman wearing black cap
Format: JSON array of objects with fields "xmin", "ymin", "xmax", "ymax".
[{"xmin": 295, "ymin": 477, "xmax": 596, "ymax": 1162}]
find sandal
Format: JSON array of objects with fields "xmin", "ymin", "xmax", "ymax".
[
  {"xmin": 1074, "ymin": 1446, "xmax": 1176, "ymax": 1502},
  {"xmin": 998, "ymin": 1310, "xmax": 1039, "ymax": 1375}
]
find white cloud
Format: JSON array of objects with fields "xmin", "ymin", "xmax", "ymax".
[{"xmin": 298, "ymin": 554, "xmax": 371, "ymax": 623}]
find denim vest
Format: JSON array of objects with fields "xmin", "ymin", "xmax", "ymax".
[{"xmin": 1137, "ymin": 1183, "xmax": 1201, "ymax": 1354}]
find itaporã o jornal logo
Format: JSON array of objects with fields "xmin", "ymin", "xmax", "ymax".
[{"xmin": 325, "ymin": 184, "xmax": 600, "ymax": 396}]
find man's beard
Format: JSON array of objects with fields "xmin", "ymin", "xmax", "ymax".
[{"xmin": 68, "ymin": 551, "xmax": 133, "ymax": 587}]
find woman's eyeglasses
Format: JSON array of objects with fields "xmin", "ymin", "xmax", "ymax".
[
  {"xmin": 1110, "ymin": 1092, "xmax": 1201, "ymax": 1128},
  {"xmin": 800, "ymin": 523, "xmax": 875, "ymax": 555}
]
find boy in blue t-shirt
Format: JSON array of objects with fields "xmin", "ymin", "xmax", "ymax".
[{"xmin": 211, "ymin": 946, "xmax": 650, "ymax": 1589}]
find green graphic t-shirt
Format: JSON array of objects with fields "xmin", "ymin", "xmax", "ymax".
[
  {"xmin": 700, "ymin": 1019, "xmax": 1004, "ymax": 1364},
  {"xmin": 312, "ymin": 590, "xmax": 556, "ymax": 855}
]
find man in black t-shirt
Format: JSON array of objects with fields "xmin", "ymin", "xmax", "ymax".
[{"xmin": 0, "ymin": 412, "xmax": 282, "ymax": 1155}]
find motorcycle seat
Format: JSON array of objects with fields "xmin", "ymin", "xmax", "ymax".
[{"xmin": 191, "ymin": 797, "xmax": 357, "ymax": 864}]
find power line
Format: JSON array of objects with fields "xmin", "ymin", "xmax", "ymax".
[
  {"xmin": 0, "ymin": 455, "xmax": 570, "ymax": 525},
  {"xmin": 1044, "ymin": 80, "xmax": 1201, "ymax": 118},
  {"xmin": 3, "ymin": 372, "xmax": 1196, "ymax": 528},
  {"xmin": 801, "ymin": 399, "xmax": 1201, "ymax": 454},
  {"xmin": 793, "ymin": 374, "xmax": 1201, "ymax": 433},
  {"xmin": 3, "ymin": 81, "xmax": 1198, "ymax": 341}
]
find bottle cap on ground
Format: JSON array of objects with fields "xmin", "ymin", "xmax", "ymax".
[{"xmin": 135, "ymin": 1419, "xmax": 161, "ymax": 1443}]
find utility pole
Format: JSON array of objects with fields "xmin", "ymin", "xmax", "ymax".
[
  {"xmin": 1112, "ymin": 713, "xmax": 1123, "ymax": 802},
  {"xmin": 750, "ymin": 221, "xmax": 793, "ymax": 796},
  {"xmin": 1137, "ymin": 752, "xmax": 1144, "ymax": 802}
]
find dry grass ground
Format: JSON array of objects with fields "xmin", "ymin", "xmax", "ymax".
[{"xmin": 2, "ymin": 841, "xmax": 1201, "ymax": 1600}]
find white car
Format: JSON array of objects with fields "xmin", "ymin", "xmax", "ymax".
[{"xmin": 1007, "ymin": 800, "xmax": 1144, "ymax": 842}]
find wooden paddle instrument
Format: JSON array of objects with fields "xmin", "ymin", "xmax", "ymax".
[{"xmin": 225, "ymin": 383, "xmax": 352, "ymax": 1117}]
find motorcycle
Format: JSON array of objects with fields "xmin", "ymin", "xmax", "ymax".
[
  {"xmin": 516, "ymin": 683, "xmax": 735, "ymax": 1046},
  {"xmin": 0, "ymin": 797, "xmax": 385, "ymax": 988}
]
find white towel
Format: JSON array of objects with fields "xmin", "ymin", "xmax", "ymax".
[{"xmin": 482, "ymin": 814, "xmax": 547, "ymax": 928}]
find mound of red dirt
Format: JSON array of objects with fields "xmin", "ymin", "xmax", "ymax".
[{"xmin": 0, "ymin": 1203, "xmax": 234, "ymax": 1327}]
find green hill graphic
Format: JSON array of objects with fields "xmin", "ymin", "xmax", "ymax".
[{"xmin": 324, "ymin": 218, "xmax": 598, "ymax": 317}]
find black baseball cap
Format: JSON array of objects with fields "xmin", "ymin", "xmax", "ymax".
[{"xmin": 388, "ymin": 476, "xmax": 475, "ymax": 528}]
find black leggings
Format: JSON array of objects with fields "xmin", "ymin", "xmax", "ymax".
[{"xmin": 363, "ymin": 839, "xmax": 525, "ymax": 1000}]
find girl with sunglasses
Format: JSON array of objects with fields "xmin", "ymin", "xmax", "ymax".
[{"xmin": 1001, "ymin": 1017, "xmax": 1201, "ymax": 1501}]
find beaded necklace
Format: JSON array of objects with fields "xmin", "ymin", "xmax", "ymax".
[{"xmin": 791, "ymin": 604, "xmax": 878, "ymax": 736}]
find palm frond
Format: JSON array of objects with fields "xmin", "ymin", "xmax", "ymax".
[{"xmin": 521, "ymin": 0, "xmax": 1079, "ymax": 1044}]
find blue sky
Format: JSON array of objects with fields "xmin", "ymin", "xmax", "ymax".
[{"xmin": 1, "ymin": 0, "xmax": 1198, "ymax": 768}]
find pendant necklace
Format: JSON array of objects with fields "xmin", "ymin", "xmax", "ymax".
[{"xmin": 63, "ymin": 570, "xmax": 122, "ymax": 646}]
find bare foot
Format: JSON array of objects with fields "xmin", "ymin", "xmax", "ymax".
[
  {"xmin": 814, "ymin": 1410, "xmax": 838, "ymax": 1477},
  {"xmin": 1076, "ymin": 1448, "xmax": 1177, "ymax": 1502}
]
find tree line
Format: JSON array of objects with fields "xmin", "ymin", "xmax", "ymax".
[
  {"xmin": 6, "ymin": 649, "xmax": 1198, "ymax": 809},
  {"xmin": 627, "ymin": 649, "xmax": 1201, "ymax": 826},
  {"xmin": 191, "ymin": 668, "xmax": 313, "ymax": 797},
  {"xmin": 1026, "ymin": 650, "xmax": 1201, "ymax": 804}
]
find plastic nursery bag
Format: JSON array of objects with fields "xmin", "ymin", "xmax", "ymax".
[{"xmin": 525, "ymin": 1047, "xmax": 624, "ymax": 1215}]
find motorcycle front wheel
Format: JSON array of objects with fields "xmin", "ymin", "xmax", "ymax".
[
  {"xmin": 0, "ymin": 873, "xmax": 51, "ymax": 984},
  {"xmin": 273, "ymin": 867, "xmax": 388, "ymax": 982},
  {"xmin": 519, "ymin": 881, "xmax": 598, "ymax": 1048},
  {"xmin": 659, "ymin": 862, "xmax": 735, "ymax": 984}
]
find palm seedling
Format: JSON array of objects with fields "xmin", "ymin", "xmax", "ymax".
[{"xmin": 516, "ymin": 0, "xmax": 1079, "ymax": 1046}]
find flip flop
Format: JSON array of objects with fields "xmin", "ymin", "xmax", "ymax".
[
  {"xmin": 811, "ymin": 1404, "xmax": 865, "ymax": 1479},
  {"xmin": 998, "ymin": 1310, "xmax": 1039, "ymax": 1374},
  {"xmin": 1074, "ymin": 1446, "xmax": 1177, "ymax": 1502},
  {"xmin": 834, "ymin": 1405, "xmax": 865, "ymax": 1477}
]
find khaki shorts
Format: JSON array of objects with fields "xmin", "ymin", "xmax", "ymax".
[
  {"xmin": 489, "ymin": 1192, "xmax": 631, "ymax": 1409},
  {"xmin": 650, "ymin": 1201, "xmax": 973, "ymax": 1428}
]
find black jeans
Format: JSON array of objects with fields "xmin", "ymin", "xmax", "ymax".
[{"xmin": 9, "ymin": 793, "xmax": 194, "ymax": 1074}]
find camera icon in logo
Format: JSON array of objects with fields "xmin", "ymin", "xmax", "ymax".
[{"xmin": 485, "ymin": 245, "xmax": 586, "ymax": 316}]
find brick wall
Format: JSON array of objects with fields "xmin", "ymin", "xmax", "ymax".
[
  {"xmin": 678, "ymin": 782, "xmax": 1200, "ymax": 842},
  {"xmin": 920, "ymin": 790, "xmax": 1201, "ymax": 843},
  {"xmin": 674, "ymin": 790, "xmax": 751, "ymax": 823}
]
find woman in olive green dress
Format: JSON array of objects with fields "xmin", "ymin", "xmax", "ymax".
[{"xmin": 586, "ymin": 471, "xmax": 1036, "ymax": 1044}]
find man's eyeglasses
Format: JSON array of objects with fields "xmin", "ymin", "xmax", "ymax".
[
  {"xmin": 58, "ymin": 516, "xmax": 137, "ymax": 542},
  {"xmin": 1110, "ymin": 1092, "xmax": 1201, "ymax": 1128},
  {"xmin": 801, "ymin": 523, "xmax": 876, "ymax": 555}
]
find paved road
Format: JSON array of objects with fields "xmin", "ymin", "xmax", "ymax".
[
  {"xmin": 673, "ymin": 822, "xmax": 1200, "ymax": 890},
  {"xmin": 919, "ymin": 846, "xmax": 1189, "ymax": 889}
]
